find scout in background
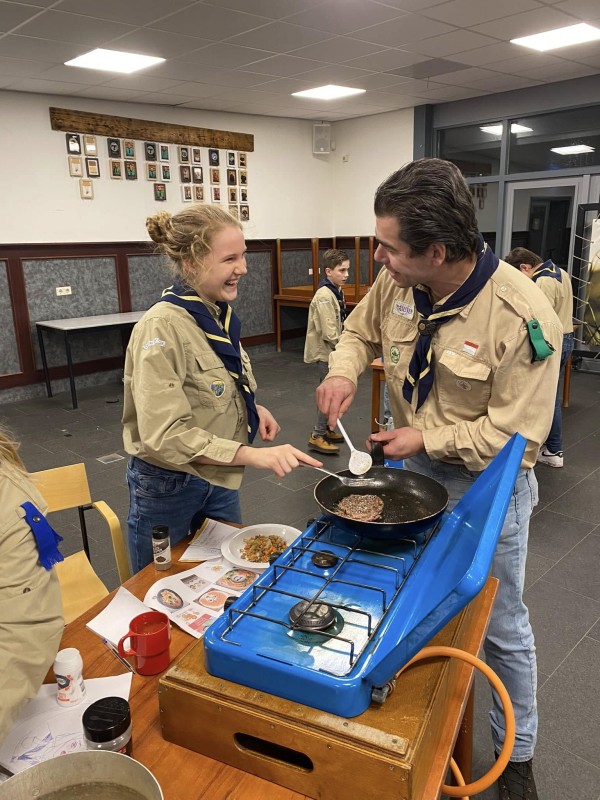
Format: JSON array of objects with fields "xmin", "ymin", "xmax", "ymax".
[
  {"xmin": 304, "ymin": 249, "xmax": 350, "ymax": 454},
  {"xmin": 504, "ymin": 247, "xmax": 574, "ymax": 468}
]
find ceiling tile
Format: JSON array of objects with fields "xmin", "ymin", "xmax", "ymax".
[
  {"xmin": 226, "ymin": 21, "xmax": 336, "ymax": 51},
  {"xmin": 408, "ymin": 29, "xmax": 503, "ymax": 58},
  {"xmin": 344, "ymin": 48, "xmax": 429, "ymax": 72},
  {"xmin": 36, "ymin": 64, "xmax": 111, "ymax": 84},
  {"xmin": 0, "ymin": 55, "xmax": 52, "ymax": 79},
  {"xmin": 5, "ymin": 76, "xmax": 92, "ymax": 94},
  {"xmin": 422, "ymin": 0, "xmax": 544, "ymax": 27},
  {"xmin": 159, "ymin": 80, "xmax": 223, "ymax": 98},
  {"xmin": 288, "ymin": 35, "xmax": 388, "ymax": 63},
  {"xmin": 148, "ymin": 5, "xmax": 270, "ymax": 40},
  {"xmin": 0, "ymin": 34, "xmax": 83, "ymax": 61},
  {"xmin": 370, "ymin": 0, "xmax": 451, "ymax": 10},
  {"xmin": 241, "ymin": 75, "xmax": 318, "ymax": 93},
  {"xmin": 0, "ymin": 1, "xmax": 45, "ymax": 31},
  {"xmin": 101, "ymin": 74, "xmax": 186, "ymax": 92},
  {"xmin": 285, "ymin": 0, "xmax": 404, "ymax": 36},
  {"xmin": 53, "ymin": 0, "xmax": 195, "ymax": 27},
  {"xmin": 471, "ymin": 7, "xmax": 581, "ymax": 39},
  {"xmin": 351, "ymin": 14, "xmax": 456, "ymax": 48},
  {"xmin": 414, "ymin": 85, "xmax": 487, "ymax": 101},
  {"xmin": 548, "ymin": 0, "xmax": 600, "ymax": 17},
  {"xmin": 104, "ymin": 29, "xmax": 212, "ymax": 58},
  {"xmin": 450, "ymin": 41, "xmax": 524, "ymax": 66},
  {"xmin": 524, "ymin": 61, "xmax": 599, "ymax": 81},
  {"xmin": 231, "ymin": 53, "xmax": 328, "ymax": 77},
  {"xmin": 484, "ymin": 53, "xmax": 573, "ymax": 75},
  {"xmin": 179, "ymin": 43, "xmax": 276, "ymax": 69},
  {"xmin": 201, "ymin": 0, "xmax": 323, "ymax": 19},
  {"xmin": 294, "ymin": 63, "xmax": 373, "ymax": 82},
  {"xmin": 13, "ymin": 10, "xmax": 135, "ymax": 46},
  {"xmin": 338, "ymin": 71, "xmax": 415, "ymax": 90},
  {"xmin": 433, "ymin": 66, "xmax": 505, "ymax": 86},
  {"xmin": 135, "ymin": 91, "xmax": 205, "ymax": 105},
  {"xmin": 76, "ymin": 85, "xmax": 150, "ymax": 102},
  {"xmin": 465, "ymin": 73, "xmax": 544, "ymax": 91}
]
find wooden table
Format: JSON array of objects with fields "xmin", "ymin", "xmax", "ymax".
[
  {"xmin": 57, "ymin": 541, "xmax": 497, "ymax": 800},
  {"xmin": 36, "ymin": 311, "xmax": 143, "ymax": 408}
]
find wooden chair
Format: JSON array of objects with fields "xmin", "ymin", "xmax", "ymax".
[
  {"xmin": 31, "ymin": 463, "xmax": 131, "ymax": 584},
  {"xmin": 55, "ymin": 551, "xmax": 109, "ymax": 623}
]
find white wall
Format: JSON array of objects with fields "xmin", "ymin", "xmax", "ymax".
[{"xmin": 330, "ymin": 109, "xmax": 414, "ymax": 236}]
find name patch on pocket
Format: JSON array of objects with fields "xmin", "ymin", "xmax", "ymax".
[{"xmin": 392, "ymin": 300, "xmax": 414, "ymax": 320}]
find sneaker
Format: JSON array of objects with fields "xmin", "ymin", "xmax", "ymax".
[
  {"xmin": 325, "ymin": 427, "xmax": 344, "ymax": 443},
  {"xmin": 308, "ymin": 433, "xmax": 339, "ymax": 454},
  {"xmin": 497, "ymin": 758, "xmax": 538, "ymax": 800},
  {"xmin": 536, "ymin": 447, "xmax": 563, "ymax": 468}
]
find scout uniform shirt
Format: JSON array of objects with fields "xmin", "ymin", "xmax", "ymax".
[
  {"xmin": 327, "ymin": 260, "xmax": 563, "ymax": 472},
  {"xmin": 0, "ymin": 464, "xmax": 64, "ymax": 743},
  {"xmin": 535, "ymin": 267, "xmax": 574, "ymax": 334},
  {"xmin": 122, "ymin": 301, "xmax": 257, "ymax": 490},
  {"xmin": 304, "ymin": 284, "xmax": 344, "ymax": 364}
]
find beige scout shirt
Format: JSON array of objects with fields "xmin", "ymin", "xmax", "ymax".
[
  {"xmin": 0, "ymin": 464, "xmax": 64, "ymax": 743},
  {"xmin": 327, "ymin": 260, "xmax": 563, "ymax": 471},
  {"xmin": 123, "ymin": 301, "xmax": 258, "ymax": 490},
  {"xmin": 535, "ymin": 269, "xmax": 574, "ymax": 333},
  {"xmin": 304, "ymin": 285, "xmax": 343, "ymax": 364}
]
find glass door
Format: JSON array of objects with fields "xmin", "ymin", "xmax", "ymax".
[{"xmin": 501, "ymin": 177, "xmax": 588, "ymax": 272}]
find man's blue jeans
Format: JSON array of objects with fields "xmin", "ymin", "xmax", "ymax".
[
  {"xmin": 405, "ymin": 453, "xmax": 539, "ymax": 762},
  {"xmin": 126, "ymin": 457, "xmax": 242, "ymax": 574},
  {"xmin": 545, "ymin": 332, "xmax": 574, "ymax": 454}
]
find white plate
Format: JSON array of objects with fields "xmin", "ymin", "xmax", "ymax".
[{"xmin": 221, "ymin": 524, "xmax": 302, "ymax": 570}]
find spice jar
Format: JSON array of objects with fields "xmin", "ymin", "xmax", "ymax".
[
  {"xmin": 82, "ymin": 696, "xmax": 133, "ymax": 756},
  {"xmin": 152, "ymin": 525, "xmax": 171, "ymax": 571},
  {"xmin": 53, "ymin": 647, "xmax": 86, "ymax": 706}
]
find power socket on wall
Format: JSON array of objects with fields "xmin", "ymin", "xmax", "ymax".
[{"xmin": 56, "ymin": 286, "xmax": 72, "ymax": 296}]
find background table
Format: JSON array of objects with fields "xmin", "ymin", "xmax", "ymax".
[
  {"xmin": 55, "ymin": 541, "xmax": 496, "ymax": 800},
  {"xmin": 36, "ymin": 311, "xmax": 143, "ymax": 408}
]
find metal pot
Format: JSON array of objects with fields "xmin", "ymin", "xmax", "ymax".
[
  {"xmin": 313, "ymin": 442, "xmax": 449, "ymax": 538},
  {"xmin": 0, "ymin": 751, "xmax": 163, "ymax": 799}
]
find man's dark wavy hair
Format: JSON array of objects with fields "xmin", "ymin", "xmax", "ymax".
[{"xmin": 374, "ymin": 158, "xmax": 480, "ymax": 263}]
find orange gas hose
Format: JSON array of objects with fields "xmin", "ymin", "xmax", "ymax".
[{"xmin": 400, "ymin": 645, "xmax": 515, "ymax": 798}]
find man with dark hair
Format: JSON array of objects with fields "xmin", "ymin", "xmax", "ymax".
[
  {"xmin": 304, "ymin": 249, "xmax": 350, "ymax": 453},
  {"xmin": 317, "ymin": 158, "xmax": 562, "ymax": 800},
  {"xmin": 504, "ymin": 247, "xmax": 574, "ymax": 467}
]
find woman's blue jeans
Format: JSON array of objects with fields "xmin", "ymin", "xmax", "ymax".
[
  {"xmin": 126, "ymin": 457, "xmax": 242, "ymax": 574},
  {"xmin": 405, "ymin": 452, "xmax": 539, "ymax": 762},
  {"xmin": 545, "ymin": 332, "xmax": 574, "ymax": 454}
]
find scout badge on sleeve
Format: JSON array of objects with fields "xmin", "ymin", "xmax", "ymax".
[
  {"xmin": 20, "ymin": 501, "xmax": 64, "ymax": 569},
  {"xmin": 526, "ymin": 319, "xmax": 555, "ymax": 362}
]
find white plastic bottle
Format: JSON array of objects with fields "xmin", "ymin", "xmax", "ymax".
[{"xmin": 53, "ymin": 647, "xmax": 86, "ymax": 706}]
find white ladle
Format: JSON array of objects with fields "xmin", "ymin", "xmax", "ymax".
[
  {"xmin": 307, "ymin": 465, "xmax": 375, "ymax": 488},
  {"xmin": 336, "ymin": 419, "xmax": 373, "ymax": 476}
]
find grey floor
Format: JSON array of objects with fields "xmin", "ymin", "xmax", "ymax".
[{"xmin": 1, "ymin": 346, "xmax": 599, "ymax": 800}]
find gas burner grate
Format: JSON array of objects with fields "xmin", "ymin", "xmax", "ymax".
[{"xmin": 214, "ymin": 518, "xmax": 440, "ymax": 676}]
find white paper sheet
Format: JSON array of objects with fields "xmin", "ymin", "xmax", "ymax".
[
  {"xmin": 0, "ymin": 674, "xmax": 132, "ymax": 775},
  {"xmin": 85, "ymin": 586, "xmax": 151, "ymax": 648},
  {"xmin": 179, "ymin": 518, "xmax": 241, "ymax": 562}
]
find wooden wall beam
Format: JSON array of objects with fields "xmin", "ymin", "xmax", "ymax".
[{"xmin": 49, "ymin": 107, "xmax": 254, "ymax": 152}]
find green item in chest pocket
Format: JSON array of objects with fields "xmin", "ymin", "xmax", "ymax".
[{"xmin": 526, "ymin": 319, "xmax": 555, "ymax": 362}]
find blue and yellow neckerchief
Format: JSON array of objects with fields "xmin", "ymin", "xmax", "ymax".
[
  {"xmin": 160, "ymin": 282, "xmax": 259, "ymax": 443},
  {"xmin": 318, "ymin": 278, "xmax": 347, "ymax": 324},
  {"xmin": 403, "ymin": 236, "xmax": 499, "ymax": 411},
  {"xmin": 21, "ymin": 502, "xmax": 64, "ymax": 570},
  {"xmin": 532, "ymin": 259, "xmax": 562, "ymax": 283}
]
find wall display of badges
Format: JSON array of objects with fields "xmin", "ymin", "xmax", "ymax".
[
  {"xmin": 240, "ymin": 205, "xmax": 250, "ymax": 221},
  {"xmin": 124, "ymin": 160, "xmax": 137, "ymax": 180},
  {"xmin": 68, "ymin": 156, "xmax": 83, "ymax": 177},
  {"xmin": 211, "ymin": 186, "xmax": 221, "ymax": 202},
  {"xmin": 124, "ymin": 140, "xmax": 136, "ymax": 158},
  {"xmin": 85, "ymin": 157, "xmax": 100, "ymax": 178},
  {"xmin": 192, "ymin": 166, "xmax": 203, "ymax": 184},
  {"xmin": 79, "ymin": 179, "xmax": 94, "ymax": 200},
  {"xmin": 178, "ymin": 146, "xmax": 190, "ymax": 163},
  {"xmin": 83, "ymin": 135, "xmax": 97, "ymax": 156},
  {"xmin": 146, "ymin": 163, "xmax": 158, "ymax": 181},
  {"xmin": 66, "ymin": 133, "xmax": 81, "ymax": 154},
  {"xmin": 145, "ymin": 141, "xmax": 157, "ymax": 161},
  {"xmin": 227, "ymin": 151, "xmax": 236, "ymax": 167},
  {"xmin": 159, "ymin": 144, "xmax": 170, "ymax": 161},
  {"xmin": 154, "ymin": 182, "xmax": 167, "ymax": 201},
  {"xmin": 181, "ymin": 185, "xmax": 192, "ymax": 202},
  {"xmin": 228, "ymin": 204, "xmax": 239, "ymax": 219},
  {"xmin": 107, "ymin": 138, "xmax": 121, "ymax": 158},
  {"xmin": 208, "ymin": 149, "xmax": 219, "ymax": 166},
  {"xmin": 227, "ymin": 169, "xmax": 237, "ymax": 185},
  {"xmin": 239, "ymin": 169, "xmax": 247, "ymax": 185},
  {"xmin": 194, "ymin": 185, "xmax": 204, "ymax": 202},
  {"xmin": 180, "ymin": 165, "xmax": 191, "ymax": 183},
  {"xmin": 238, "ymin": 153, "xmax": 247, "ymax": 168},
  {"xmin": 161, "ymin": 164, "xmax": 171, "ymax": 181},
  {"xmin": 192, "ymin": 147, "xmax": 201, "ymax": 163},
  {"xmin": 110, "ymin": 160, "xmax": 123, "ymax": 179},
  {"xmin": 210, "ymin": 168, "xmax": 220, "ymax": 184},
  {"xmin": 240, "ymin": 187, "xmax": 248, "ymax": 203},
  {"xmin": 228, "ymin": 187, "xmax": 238, "ymax": 203}
]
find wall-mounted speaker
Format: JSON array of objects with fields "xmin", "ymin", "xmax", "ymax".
[{"xmin": 312, "ymin": 123, "xmax": 331, "ymax": 154}]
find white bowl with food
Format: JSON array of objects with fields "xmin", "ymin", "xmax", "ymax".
[{"xmin": 221, "ymin": 524, "xmax": 302, "ymax": 569}]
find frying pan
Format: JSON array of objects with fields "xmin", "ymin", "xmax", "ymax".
[{"xmin": 313, "ymin": 442, "xmax": 449, "ymax": 538}]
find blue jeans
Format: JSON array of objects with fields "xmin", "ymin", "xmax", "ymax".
[
  {"xmin": 314, "ymin": 361, "xmax": 330, "ymax": 435},
  {"xmin": 405, "ymin": 453, "xmax": 539, "ymax": 762},
  {"xmin": 545, "ymin": 332, "xmax": 574, "ymax": 454},
  {"xmin": 126, "ymin": 457, "xmax": 242, "ymax": 574}
]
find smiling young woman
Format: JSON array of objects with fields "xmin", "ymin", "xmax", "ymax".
[{"xmin": 122, "ymin": 204, "xmax": 321, "ymax": 573}]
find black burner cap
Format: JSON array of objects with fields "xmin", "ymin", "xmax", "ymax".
[
  {"xmin": 311, "ymin": 550, "xmax": 338, "ymax": 568},
  {"xmin": 223, "ymin": 596, "xmax": 237, "ymax": 610},
  {"xmin": 289, "ymin": 600, "xmax": 336, "ymax": 631}
]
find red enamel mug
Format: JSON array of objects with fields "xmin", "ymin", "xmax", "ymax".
[{"xmin": 117, "ymin": 611, "xmax": 171, "ymax": 676}]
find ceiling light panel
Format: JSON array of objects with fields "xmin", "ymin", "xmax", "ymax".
[{"xmin": 65, "ymin": 49, "xmax": 165, "ymax": 74}]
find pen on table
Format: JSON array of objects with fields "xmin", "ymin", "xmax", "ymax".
[{"xmin": 102, "ymin": 639, "xmax": 135, "ymax": 673}]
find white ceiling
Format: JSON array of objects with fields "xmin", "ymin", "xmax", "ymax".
[{"xmin": 0, "ymin": 0, "xmax": 599, "ymax": 120}]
